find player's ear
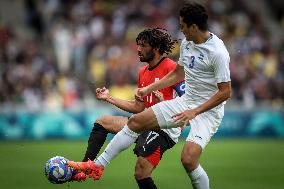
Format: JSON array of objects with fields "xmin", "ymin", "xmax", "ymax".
[
  {"xmin": 191, "ymin": 24, "xmax": 198, "ymax": 31},
  {"xmin": 153, "ymin": 47, "xmax": 160, "ymax": 53}
]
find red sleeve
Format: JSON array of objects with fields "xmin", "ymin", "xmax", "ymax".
[{"xmin": 167, "ymin": 60, "xmax": 177, "ymax": 72}]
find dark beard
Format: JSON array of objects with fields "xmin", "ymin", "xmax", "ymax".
[{"xmin": 140, "ymin": 51, "xmax": 155, "ymax": 62}]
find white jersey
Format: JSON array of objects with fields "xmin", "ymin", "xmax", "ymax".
[{"xmin": 178, "ymin": 33, "xmax": 231, "ymax": 114}]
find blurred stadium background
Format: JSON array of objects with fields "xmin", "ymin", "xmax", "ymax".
[{"xmin": 0, "ymin": 0, "xmax": 284, "ymax": 188}]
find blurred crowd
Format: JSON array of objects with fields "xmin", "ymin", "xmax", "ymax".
[{"xmin": 0, "ymin": 0, "xmax": 284, "ymax": 112}]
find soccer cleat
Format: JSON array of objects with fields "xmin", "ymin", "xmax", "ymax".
[
  {"xmin": 88, "ymin": 167, "xmax": 104, "ymax": 180},
  {"xmin": 70, "ymin": 172, "xmax": 87, "ymax": 182},
  {"xmin": 68, "ymin": 160, "xmax": 104, "ymax": 180}
]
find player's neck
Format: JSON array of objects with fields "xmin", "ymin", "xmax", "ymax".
[
  {"xmin": 193, "ymin": 31, "xmax": 210, "ymax": 44},
  {"xmin": 148, "ymin": 55, "xmax": 164, "ymax": 69}
]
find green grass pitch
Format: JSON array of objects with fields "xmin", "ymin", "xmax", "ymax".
[{"xmin": 1, "ymin": 139, "xmax": 284, "ymax": 189}]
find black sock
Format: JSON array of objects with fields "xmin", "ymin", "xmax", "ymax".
[
  {"xmin": 82, "ymin": 123, "xmax": 108, "ymax": 162},
  {"xmin": 136, "ymin": 177, "xmax": 157, "ymax": 189}
]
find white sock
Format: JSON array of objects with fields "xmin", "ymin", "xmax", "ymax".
[
  {"xmin": 95, "ymin": 125, "xmax": 139, "ymax": 167},
  {"xmin": 188, "ymin": 165, "xmax": 210, "ymax": 189}
]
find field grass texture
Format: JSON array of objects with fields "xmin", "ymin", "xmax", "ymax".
[{"xmin": 1, "ymin": 139, "xmax": 284, "ymax": 189}]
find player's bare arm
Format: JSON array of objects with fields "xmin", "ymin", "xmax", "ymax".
[
  {"xmin": 173, "ymin": 81, "xmax": 232, "ymax": 127},
  {"xmin": 96, "ymin": 87, "xmax": 145, "ymax": 114},
  {"xmin": 137, "ymin": 64, "xmax": 184, "ymax": 98}
]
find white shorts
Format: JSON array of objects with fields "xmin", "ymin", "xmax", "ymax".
[{"xmin": 151, "ymin": 96, "xmax": 224, "ymax": 149}]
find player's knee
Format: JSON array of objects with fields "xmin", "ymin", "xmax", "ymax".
[
  {"xmin": 128, "ymin": 115, "xmax": 142, "ymax": 133},
  {"xmin": 134, "ymin": 168, "xmax": 143, "ymax": 180},
  {"xmin": 181, "ymin": 154, "xmax": 198, "ymax": 172},
  {"xmin": 96, "ymin": 116, "xmax": 108, "ymax": 127},
  {"xmin": 134, "ymin": 163, "xmax": 150, "ymax": 180},
  {"xmin": 93, "ymin": 117, "xmax": 112, "ymax": 134},
  {"xmin": 92, "ymin": 120, "xmax": 108, "ymax": 134}
]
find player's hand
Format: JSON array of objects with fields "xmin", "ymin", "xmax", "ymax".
[
  {"xmin": 153, "ymin": 91, "xmax": 164, "ymax": 102},
  {"xmin": 95, "ymin": 87, "xmax": 110, "ymax": 101},
  {"xmin": 172, "ymin": 109, "xmax": 198, "ymax": 127},
  {"xmin": 134, "ymin": 88, "xmax": 144, "ymax": 102},
  {"xmin": 137, "ymin": 86, "xmax": 151, "ymax": 98}
]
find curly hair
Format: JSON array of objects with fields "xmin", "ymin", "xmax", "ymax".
[
  {"xmin": 136, "ymin": 28, "xmax": 177, "ymax": 55},
  {"xmin": 179, "ymin": 3, "xmax": 208, "ymax": 31}
]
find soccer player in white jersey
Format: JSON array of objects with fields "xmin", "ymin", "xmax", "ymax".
[{"xmin": 69, "ymin": 3, "xmax": 231, "ymax": 189}]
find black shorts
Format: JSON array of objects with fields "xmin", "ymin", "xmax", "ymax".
[{"xmin": 133, "ymin": 130, "xmax": 176, "ymax": 167}]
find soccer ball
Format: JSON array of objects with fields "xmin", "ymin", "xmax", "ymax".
[{"xmin": 44, "ymin": 156, "xmax": 73, "ymax": 184}]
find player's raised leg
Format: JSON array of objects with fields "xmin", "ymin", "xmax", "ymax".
[
  {"xmin": 82, "ymin": 115, "xmax": 128, "ymax": 161},
  {"xmin": 69, "ymin": 107, "xmax": 160, "ymax": 180},
  {"xmin": 95, "ymin": 108, "xmax": 160, "ymax": 168},
  {"xmin": 70, "ymin": 115, "xmax": 127, "ymax": 181}
]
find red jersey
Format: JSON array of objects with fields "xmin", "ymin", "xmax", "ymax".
[{"xmin": 138, "ymin": 57, "xmax": 183, "ymax": 108}]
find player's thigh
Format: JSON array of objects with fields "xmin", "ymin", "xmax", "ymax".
[
  {"xmin": 128, "ymin": 108, "xmax": 160, "ymax": 133},
  {"xmin": 151, "ymin": 96, "xmax": 189, "ymax": 129},
  {"xmin": 96, "ymin": 115, "xmax": 128, "ymax": 133},
  {"xmin": 186, "ymin": 111, "xmax": 222, "ymax": 149}
]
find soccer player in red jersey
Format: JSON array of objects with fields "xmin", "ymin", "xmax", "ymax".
[{"xmin": 70, "ymin": 28, "xmax": 185, "ymax": 189}]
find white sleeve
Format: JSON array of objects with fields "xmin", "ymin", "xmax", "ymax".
[
  {"xmin": 213, "ymin": 51, "xmax": 231, "ymax": 83},
  {"xmin": 178, "ymin": 40, "xmax": 186, "ymax": 67}
]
